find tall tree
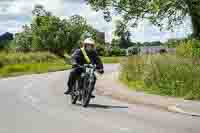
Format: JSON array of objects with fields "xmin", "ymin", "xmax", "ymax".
[
  {"xmin": 15, "ymin": 25, "xmax": 32, "ymax": 52},
  {"xmin": 15, "ymin": 4, "xmax": 105, "ymax": 55},
  {"xmin": 67, "ymin": 15, "xmax": 88, "ymax": 51},
  {"xmin": 86, "ymin": 0, "xmax": 200, "ymax": 38},
  {"xmin": 86, "ymin": 25, "xmax": 105, "ymax": 45},
  {"xmin": 0, "ymin": 32, "xmax": 13, "ymax": 50},
  {"xmin": 32, "ymin": 4, "xmax": 52, "ymax": 17},
  {"xmin": 114, "ymin": 20, "xmax": 131, "ymax": 48}
]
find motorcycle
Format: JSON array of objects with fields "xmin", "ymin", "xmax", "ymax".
[{"xmin": 70, "ymin": 64, "xmax": 97, "ymax": 107}]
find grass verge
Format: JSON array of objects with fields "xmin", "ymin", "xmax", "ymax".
[
  {"xmin": 0, "ymin": 63, "xmax": 71, "ymax": 78},
  {"xmin": 101, "ymin": 56, "xmax": 126, "ymax": 64},
  {"xmin": 120, "ymin": 54, "xmax": 200, "ymax": 100},
  {"xmin": 0, "ymin": 52, "xmax": 125, "ymax": 78}
]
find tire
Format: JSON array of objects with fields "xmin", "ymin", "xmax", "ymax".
[
  {"xmin": 70, "ymin": 81, "xmax": 79, "ymax": 104},
  {"xmin": 82, "ymin": 79, "xmax": 94, "ymax": 108},
  {"xmin": 82, "ymin": 90, "xmax": 91, "ymax": 108},
  {"xmin": 71, "ymin": 94, "xmax": 78, "ymax": 104}
]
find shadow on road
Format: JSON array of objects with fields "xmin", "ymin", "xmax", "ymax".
[
  {"xmin": 76, "ymin": 103, "xmax": 128, "ymax": 109},
  {"xmin": 88, "ymin": 104, "xmax": 128, "ymax": 109}
]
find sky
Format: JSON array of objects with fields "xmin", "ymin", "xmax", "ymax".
[{"xmin": 0, "ymin": 0, "xmax": 193, "ymax": 43}]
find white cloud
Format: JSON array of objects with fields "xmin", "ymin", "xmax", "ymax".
[{"xmin": 0, "ymin": 0, "xmax": 193, "ymax": 43}]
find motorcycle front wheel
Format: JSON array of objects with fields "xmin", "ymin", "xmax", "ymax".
[{"xmin": 82, "ymin": 79, "xmax": 94, "ymax": 107}]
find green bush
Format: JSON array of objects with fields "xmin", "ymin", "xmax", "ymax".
[
  {"xmin": 96, "ymin": 44, "xmax": 106, "ymax": 56},
  {"xmin": 120, "ymin": 49, "xmax": 126, "ymax": 56},
  {"xmin": 120, "ymin": 54, "xmax": 200, "ymax": 100},
  {"xmin": 111, "ymin": 47, "xmax": 121, "ymax": 56},
  {"xmin": 127, "ymin": 47, "xmax": 140, "ymax": 55},
  {"xmin": 165, "ymin": 39, "xmax": 182, "ymax": 48},
  {"xmin": 176, "ymin": 39, "xmax": 200, "ymax": 58},
  {"xmin": 107, "ymin": 47, "xmax": 126, "ymax": 56}
]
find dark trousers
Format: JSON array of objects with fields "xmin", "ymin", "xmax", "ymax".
[{"xmin": 67, "ymin": 67, "xmax": 83, "ymax": 90}]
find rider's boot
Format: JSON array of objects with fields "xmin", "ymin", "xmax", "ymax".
[{"xmin": 64, "ymin": 87, "xmax": 72, "ymax": 95}]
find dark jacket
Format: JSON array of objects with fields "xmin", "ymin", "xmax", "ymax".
[{"xmin": 71, "ymin": 48, "xmax": 104, "ymax": 70}]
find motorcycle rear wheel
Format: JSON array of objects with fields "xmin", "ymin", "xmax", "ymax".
[{"xmin": 70, "ymin": 81, "xmax": 79, "ymax": 104}]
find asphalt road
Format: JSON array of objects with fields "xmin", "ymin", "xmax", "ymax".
[{"xmin": 0, "ymin": 64, "xmax": 200, "ymax": 133}]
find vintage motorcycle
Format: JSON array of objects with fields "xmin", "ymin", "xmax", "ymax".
[{"xmin": 70, "ymin": 64, "xmax": 98, "ymax": 107}]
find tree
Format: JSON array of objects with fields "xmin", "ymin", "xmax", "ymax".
[
  {"xmin": 86, "ymin": 0, "xmax": 200, "ymax": 38},
  {"xmin": 14, "ymin": 4, "xmax": 105, "ymax": 56},
  {"xmin": 31, "ymin": 15, "xmax": 69, "ymax": 57},
  {"xmin": 114, "ymin": 20, "xmax": 131, "ymax": 48},
  {"xmin": 32, "ymin": 4, "xmax": 52, "ymax": 17},
  {"xmin": 15, "ymin": 25, "xmax": 32, "ymax": 52},
  {"xmin": 0, "ymin": 32, "xmax": 13, "ymax": 50},
  {"xmin": 111, "ymin": 39, "xmax": 120, "ymax": 47},
  {"xmin": 85, "ymin": 25, "xmax": 105, "ymax": 45},
  {"xmin": 31, "ymin": 5, "xmax": 72, "ymax": 56},
  {"xmin": 67, "ymin": 15, "xmax": 88, "ymax": 52},
  {"xmin": 96, "ymin": 44, "xmax": 106, "ymax": 56},
  {"xmin": 67, "ymin": 15, "xmax": 106, "ymax": 51}
]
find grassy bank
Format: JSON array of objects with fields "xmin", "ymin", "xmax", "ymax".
[
  {"xmin": 0, "ymin": 52, "xmax": 124, "ymax": 78},
  {"xmin": 0, "ymin": 52, "xmax": 71, "ymax": 78},
  {"xmin": 0, "ymin": 63, "xmax": 71, "ymax": 78},
  {"xmin": 0, "ymin": 52, "xmax": 70, "ymax": 66},
  {"xmin": 120, "ymin": 54, "xmax": 200, "ymax": 100}
]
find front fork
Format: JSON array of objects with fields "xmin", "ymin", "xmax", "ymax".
[
  {"xmin": 79, "ymin": 74, "xmax": 96, "ymax": 99},
  {"xmin": 88, "ymin": 75, "xmax": 96, "ymax": 95}
]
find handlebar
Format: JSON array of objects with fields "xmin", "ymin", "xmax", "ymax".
[
  {"xmin": 75, "ymin": 64, "xmax": 103, "ymax": 74},
  {"xmin": 76, "ymin": 64, "xmax": 96, "ymax": 69}
]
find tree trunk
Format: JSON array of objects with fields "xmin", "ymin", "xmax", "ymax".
[
  {"xmin": 185, "ymin": 0, "xmax": 200, "ymax": 38},
  {"xmin": 190, "ymin": 12, "xmax": 200, "ymax": 38}
]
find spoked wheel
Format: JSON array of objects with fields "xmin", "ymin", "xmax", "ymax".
[
  {"xmin": 82, "ymin": 90, "xmax": 91, "ymax": 107},
  {"xmin": 71, "ymin": 94, "xmax": 78, "ymax": 104},
  {"xmin": 82, "ymin": 80, "xmax": 93, "ymax": 108},
  {"xmin": 70, "ymin": 81, "xmax": 79, "ymax": 104}
]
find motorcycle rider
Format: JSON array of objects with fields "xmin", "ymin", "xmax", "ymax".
[{"xmin": 64, "ymin": 38, "xmax": 104, "ymax": 97}]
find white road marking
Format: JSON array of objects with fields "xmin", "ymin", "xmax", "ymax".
[
  {"xmin": 26, "ymin": 95, "xmax": 39, "ymax": 103},
  {"xmin": 23, "ymin": 82, "xmax": 33, "ymax": 89},
  {"xmin": 119, "ymin": 127, "xmax": 130, "ymax": 132}
]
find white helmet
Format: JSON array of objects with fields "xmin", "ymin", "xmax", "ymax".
[{"xmin": 83, "ymin": 38, "xmax": 95, "ymax": 45}]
